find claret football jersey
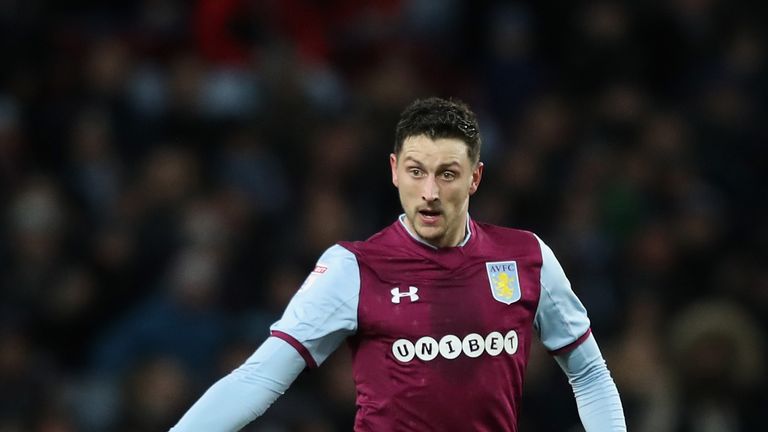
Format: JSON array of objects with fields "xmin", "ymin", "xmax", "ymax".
[{"xmin": 270, "ymin": 215, "xmax": 591, "ymax": 432}]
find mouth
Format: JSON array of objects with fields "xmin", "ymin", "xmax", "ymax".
[{"xmin": 417, "ymin": 209, "xmax": 442, "ymax": 225}]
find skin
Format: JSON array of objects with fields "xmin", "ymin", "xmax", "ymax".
[{"xmin": 390, "ymin": 135, "xmax": 484, "ymax": 248}]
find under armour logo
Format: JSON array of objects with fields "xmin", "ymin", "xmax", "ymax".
[{"xmin": 391, "ymin": 286, "xmax": 419, "ymax": 303}]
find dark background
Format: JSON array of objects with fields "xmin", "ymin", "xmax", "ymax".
[{"xmin": 1, "ymin": 1, "xmax": 766, "ymax": 431}]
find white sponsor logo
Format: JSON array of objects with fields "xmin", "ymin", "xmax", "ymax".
[
  {"xmin": 392, "ymin": 330, "xmax": 519, "ymax": 363},
  {"xmin": 391, "ymin": 286, "xmax": 420, "ymax": 303}
]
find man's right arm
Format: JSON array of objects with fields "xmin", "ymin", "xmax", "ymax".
[
  {"xmin": 170, "ymin": 337, "xmax": 305, "ymax": 432},
  {"xmin": 170, "ymin": 245, "xmax": 361, "ymax": 431}
]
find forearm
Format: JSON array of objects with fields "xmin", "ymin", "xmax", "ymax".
[
  {"xmin": 554, "ymin": 335, "xmax": 626, "ymax": 431},
  {"xmin": 170, "ymin": 372, "xmax": 280, "ymax": 432},
  {"xmin": 171, "ymin": 337, "xmax": 306, "ymax": 432}
]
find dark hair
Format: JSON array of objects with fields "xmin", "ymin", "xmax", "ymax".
[{"xmin": 394, "ymin": 97, "xmax": 482, "ymax": 164}]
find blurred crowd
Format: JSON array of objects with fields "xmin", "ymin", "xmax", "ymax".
[{"xmin": 1, "ymin": 1, "xmax": 766, "ymax": 431}]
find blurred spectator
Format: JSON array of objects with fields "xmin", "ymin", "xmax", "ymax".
[
  {"xmin": 3, "ymin": 177, "xmax": 70, "ymax": 326},
  {"xmin": 114, "ymin": 355, "xmax": 192, "ymax": 432},
  {"xmin": 67, "ymin": 108, "xmax": 122, "ymax": 225},
  {"xmin": 91, "ymin": 246, "xmax": 229, "ymax": 377},
  {"xmin": 641, "ymin": 300, "xmax": 767, "ymax": 432},
  {"xmin": 216, "ymin": 127, "xmax": 289, "ymax": 215}
]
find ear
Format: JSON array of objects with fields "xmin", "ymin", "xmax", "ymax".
[
  {"xmin": 469, "ymin": 162, "xmax": 484, "ymax": 195},
  {"xmin": 389, "ymin": 153, "xmax": 399, "ymax": 187}
]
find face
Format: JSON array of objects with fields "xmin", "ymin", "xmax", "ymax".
[{"xmin": 390, "ymin": 135, "xmax": 483, "ymax": 248}]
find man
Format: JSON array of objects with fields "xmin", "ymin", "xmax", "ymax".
[{"xmin": 171, "ymin": 97, "xmax": 626, "ymax": 431}]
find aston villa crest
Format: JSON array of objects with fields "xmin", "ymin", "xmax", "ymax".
[{"xmin": 485, "ymin": 261, "xmax": 522, "ymax": 304}]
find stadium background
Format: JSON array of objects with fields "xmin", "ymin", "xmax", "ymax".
[{"xmin": 1, "ymin": 1, "xmax": 766, "ymax": 431}]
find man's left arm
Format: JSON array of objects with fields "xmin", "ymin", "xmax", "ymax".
[
  {"xmin": 554, "ymin": 334, "xmax": 626, "ymax": 431},
  {"xmin": 532, "ymin": 234, "xmax": 626, "ymax": 431}
]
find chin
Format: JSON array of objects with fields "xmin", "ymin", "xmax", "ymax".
[{"xmin": 415, "ymin": 226, "xmax": 444, "ymax": 242}]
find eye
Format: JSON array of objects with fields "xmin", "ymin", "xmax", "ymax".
[
  {"xmin": 408, "ymin": 168, "xmax": 424, "ymax": 177},
  {"xmin": 440, "ymin": 171, "xmax": 456, "ymax": 181}
]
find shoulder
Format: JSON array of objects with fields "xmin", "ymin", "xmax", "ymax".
[
  {"xmin": 338, "ymin": 221, "xmax": 404, "ymax": 254},
  {"xmin": 475, "ymin": 221, "xmax": 538, "ymax": 241},
  {"xmin": 472, "ymin": 221, "xmax": 542, "ymax": 258}
]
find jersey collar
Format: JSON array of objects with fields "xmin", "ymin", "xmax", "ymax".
[{"xmin": 397, "ymin": 213, "xmax": 473, "ymax": 249}]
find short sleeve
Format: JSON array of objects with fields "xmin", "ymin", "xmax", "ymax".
[
  {"xmin": 270, "ymin": 244, "xmax": 360, "ymax": 367},
  {"xmin": 533, "ymin": 235, "xmax": 592, "ymax": 354}
]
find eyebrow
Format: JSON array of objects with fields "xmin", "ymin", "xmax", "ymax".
[
  {"xmin": 438, "ymin": 161, "xmax": 462, "ymax": 170},
  {"xmin": 402, "ymin": 156, "xmax": 462, "ymax": 170}
]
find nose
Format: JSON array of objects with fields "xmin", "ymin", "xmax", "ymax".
[{"xmin": 421, "ymin": 175, "xmax": 439, "ymax": 202}]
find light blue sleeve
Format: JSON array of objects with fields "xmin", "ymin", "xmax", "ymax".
[
  {"xmin": 533, "ymin": 235, "xmax": 591, "ymax": 353},
  {"xmin": 554, "ymin": 334, "xmax": 627, "ymax": 431},
  {"xmin": 170, "ymin": 337, "xmax": 306, "ymax": 432},
  {"xmin": 270, "ymin": 244, "xmax": 360, "ymax": 367},
  {"xmin": 170, "ymin": 245, "xmax": 360, "ymax": 431}
]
